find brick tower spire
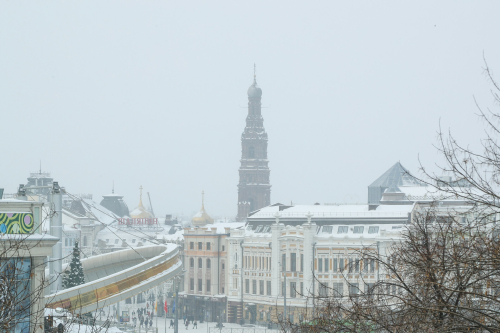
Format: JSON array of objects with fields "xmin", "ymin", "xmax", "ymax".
[{"xmin": 236, "ymin": 69, "xmax": 271, "ymax": 221}]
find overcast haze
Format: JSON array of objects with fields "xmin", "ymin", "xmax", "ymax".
[{"xmin": 1, "ymin": 1, "xmax": 500, "ymax": 218}]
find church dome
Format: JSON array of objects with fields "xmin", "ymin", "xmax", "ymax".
[
  {"xmin": 130, "ymin": 186, "xmax": 154, "ymax": 219},
  {"xmin": 247, "ymin": 79, "xmax": 262, "ymax": 98},
  {"xmin": 191, "ymin": 191, "xmax": 214, "ymax": 227}
]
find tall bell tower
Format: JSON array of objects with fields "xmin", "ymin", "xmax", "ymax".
[{"xmin": 236, "ymin": 69, "xmax": 271, "ymax": 221}]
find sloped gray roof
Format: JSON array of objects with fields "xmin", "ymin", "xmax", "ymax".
[{"xmin": 369, "ymin": 162, "xmax": 424, "ymax": 188}]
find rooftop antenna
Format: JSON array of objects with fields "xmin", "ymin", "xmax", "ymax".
[
  {"xmin": 253, "ymin": 63, "xmax": 256, "ymax": 82},
  {"xmin": 39, "ymin": 160, "xmax": 41, "ymax": 174},
  {"xmin": 112, "ymin": 181, "xmax": 114, "ymax": 194}
]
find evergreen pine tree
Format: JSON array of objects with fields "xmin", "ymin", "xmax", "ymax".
[{"xmin": 62, "ymin": 241, "xmax": 85, "ymax": 289}]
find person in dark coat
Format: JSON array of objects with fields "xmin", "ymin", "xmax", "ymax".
[
  {"xmin": 193, "ymin": 320, "xmax": 197, "ymax": 329},
  {"xmin": 169, "ymin": 319, "xmax": 174, "ymax": 328},
  {"xmin": 140, "ymin": 317, "xmax": 144, "ymax": 327}
]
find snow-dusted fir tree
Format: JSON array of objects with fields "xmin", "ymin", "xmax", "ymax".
[{"xmin": 62, "ymin": 241, "xmax": 85, "ymax": 289}]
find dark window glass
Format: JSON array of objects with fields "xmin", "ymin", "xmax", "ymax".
[
  {"xmin": 291, "ymin": 253, "xmax": 296, "ymax": 272},
  {"xmin": 198, "ymin": 279, "xmax": 202, "ymax": 291}
]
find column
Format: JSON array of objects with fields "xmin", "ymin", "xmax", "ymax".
[
  {"xmin": 31, "ymin": 257, "xmax": 47, "ymax": 333},
  {"xmin": 302, "ymin": 213, "xmax": 316, "ymax": 306},
  {"xmin": 271, "ymin": 213, "xmax": 283, "ymax": 297}
]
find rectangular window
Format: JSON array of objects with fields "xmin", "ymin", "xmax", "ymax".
[
  {"xmin": 290, "ymin": 282, "xmax": 297, "ymax": 298},
  {"xmin": 333, "ymin": 258, "xmax": 338, "ymax": 272},
  {"xmin": 365, "ymin": 283, "xmax": 375, "ymax": 295},
  {"xmin": 349, "ymin": 283, "xmax": 360, "ymax": 296},
  {"xmin": 260, "ymin": 280, "xmax": 264, "ymax": 295},
  {"xmin": 337, "ymin": 226, "xmax": 348, "ymax": 234},
  {"xmin": 198, "ymin": 242, "xmax": 202, "ymax": 250},
  {"xmin": 222, "ymin": 245, "xmax": 225, "ymax": 251},
  {"xmin": 319, "ymin": 283, "xmax": 328, "ymax": 297},
  {"xmin": 355, "ymin": 259, "xmax": 360, "ymax": 273},
  {"xmin": 291, "ymin": 253, "xmax": 296, "ymax": 272},
  {"xmin": 245, "ymin": 279, "xmax": 249, "ymax": 293},
  {"xmin": 353, "ymin": 226, "xmax": 364, "ymax": 234},
  {"xmin": 207, "ymin": 242, "xmax": 211, "ymax": 250},
  {"xmin": 282, "ymin": 254, "xmax": 286, "ymax": 271},
  {"xmin": 300, "ymin": 254, "xmax": 304, "ymax": 272},
  {"xmin": 300, "ymin": 282, "xmax": 304, "ymax": 296},
  {"xmin": 333, "ymin": 283, "xmax": 343, "ymax": 297},
  {"xmin": 207, "ymin": 279, "xmax": 211, "ymax": 292},
  {"xmin": 252, "ymin": 280, "xmax": 257, "ymax": 294},
  {"xmin": 349, "ymin": 258, "xmax": 353, "ymax": 273},
  {"xmin": 339, "ymin": 258, "xmax": 344, "ymax": 272},
  {"xmin": 267, "ymin": 281, "xmax": 271, "ymax": 295},
  {"xmin": 324, "ymin": 258, "xmax": 329, "ymax": 272},
  {"xmin": 190, "ymin": 278, "xmax": 194, "ymax": 291},
  {"xmin": 198, "ymin": 279, "xmax": 202, "ymax": 291},
  {"xmin": 368, "ymin": 226, "xmax": 379, "ymax": 234},
  {"xmin": 0, "ymin": 258, "xmax": 31, "ymax": 333},
  {"xmin": 190, "ymin": 242, "xmax": 194, "ymax": 249},
  {"xmin": 363, "ymin": 259, "xmax": 368, "ymax": 273},
  {"xmin": 322, "ymin": 226, "xmax": 333, "ymax": 233},
  {"xmin": 318, "ymin": 258, "xmax": 323, "ymax": 272},
  {"xmin": 370, "ymin": 259, "xmax": 375, "ymax": 273}
]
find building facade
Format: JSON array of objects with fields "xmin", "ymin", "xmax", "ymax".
[
  {"xmin": 180, "ymin": 223, "xmax": 244, "ymax": 322},
  {"xmin": 237, "ymin": 75, "xmax": 271, "ymax": 221},
  {"xmin": 226, "ymin": 204, "xmax": 412, "ymax": 325},
  {"xmin": 0, "ymin": 199, "xmax": 58, "ymax": 333}
]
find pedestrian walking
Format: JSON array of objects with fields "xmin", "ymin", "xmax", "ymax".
[
  {"xmin": 169, "ymin": 319, "xmax": 174, "ymax": 328},
  {"xmin": 140, "ymin": 316, "xmax": 144, "ymax": 328},
  {"xmin": 149, "ymin": 318, "xmax": 152, "ymax": 328},
  {"xmin": 193, "ymin": 320, "xmax": 197, "ymax": 329},
  {"xmin": 183, "ymin": 315, "xmax": 186, "ymax": 324},
  {"xmin": 185, "ymin": 320, "xmax": 189, "ymax": 330}
]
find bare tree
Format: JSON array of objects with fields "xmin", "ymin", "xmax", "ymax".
[{"xmin": 281, "ymin": 62, "xmax": 500, "ymax": 333}]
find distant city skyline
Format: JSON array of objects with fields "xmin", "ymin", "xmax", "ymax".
[{"xmin": 1, "ymin": 1, "xmax": 499, "ymax": 217}]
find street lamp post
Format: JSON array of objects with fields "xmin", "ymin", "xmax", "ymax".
[{"xmin": 174, "ymin": 284, "xmax": 179, "ymax": 333}]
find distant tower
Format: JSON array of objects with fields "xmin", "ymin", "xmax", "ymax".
[{"xmin": 236, "ymin": 68, "xmax": 271, "ymax": 221}]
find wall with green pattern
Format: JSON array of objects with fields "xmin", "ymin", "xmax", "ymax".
[{"xmin": 0, "ymin": 213, "xmax": 34, "ymax": 234}]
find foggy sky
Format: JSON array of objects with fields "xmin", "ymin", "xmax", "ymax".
[{"xmin": 1, "ymin": 1, "xmax": 500, "ymax": 219}]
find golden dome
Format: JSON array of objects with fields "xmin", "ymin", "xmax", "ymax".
[
  {"xmin": 191, "ymin": 191, "xmax": 213, "ymax": 227},
  {"xmin": 130, "ymin": 186, "xmax": 154, "ymax": 219}
]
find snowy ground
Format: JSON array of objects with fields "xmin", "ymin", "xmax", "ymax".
[{"xmin": 108, "ymin": 319, "xmax": 279, "ymax": 333}]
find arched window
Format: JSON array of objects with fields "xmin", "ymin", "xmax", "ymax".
[
  {"xmin": 249, "ymin": 198, "xmax": 255, "ymax": 213},
  {"xmin": 190, "ymin": 258, "xmax": 194, "ymax": 268},
  {"xmin": 198, "ymin": 258, "xmax": 203, "ymax": 268},
  {"xmin": 83, "ymin": 236, "xmax": 87, "ymax": 246},
  {"xmin": 249, "ymin": 146, "xmax": 255, "ymax": 158},
  {"xmin": 207, "ymin": 259, "xmax": 211, "ymax": 269}
]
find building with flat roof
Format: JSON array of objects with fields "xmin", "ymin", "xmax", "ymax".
[{"xmin": 0, "ymin": 199, "xmax": 58, "ymax": 333}]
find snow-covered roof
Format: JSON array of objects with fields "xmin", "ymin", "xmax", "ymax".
[
  {"xmin": 80, "ymin": 198, "xmax": 119, "ymax": 226},
  {"xmin": 369, "ymin": 162, "xmax": 424, "ymax": 188},
  {"xmin": 249, "ymin": 204, "xmax": 413, "ymax": 219}
]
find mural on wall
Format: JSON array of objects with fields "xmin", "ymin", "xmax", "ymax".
[{"xmin": 0, "ymin": 213, "xmax": 34, "ymax": 234}]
